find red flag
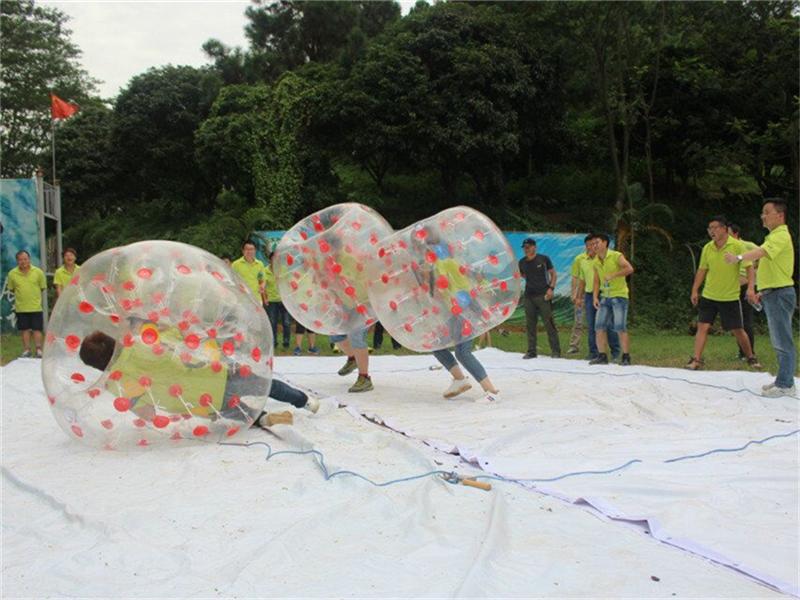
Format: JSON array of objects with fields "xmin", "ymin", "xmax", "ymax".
[{"xmin": 50, "ymin": 93, "xmax": 78, "ymax": 120}]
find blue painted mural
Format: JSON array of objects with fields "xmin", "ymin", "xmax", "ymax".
[{"xmin": 1, "ymin": 179, "xmax": 41, "ymax": 332}]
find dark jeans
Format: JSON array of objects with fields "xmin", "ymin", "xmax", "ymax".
[
  {"xmin": 524, "ymin": 294, "xmax": 561, "ymax": 356},
  {"xmin": 266, "ymin": 301, "xmax": 291, "ymax": 347},
  {"xmin": 223, "ymin": 372, "xmax": 309, "ymax": 419},
  {"xmin": 737, "ymin": 285, "xmax": 755, "ymax": 358},
  {"xmin": 373, "ymin": 321, "xmax": 401, "ymax": 350},
  {"xmin": 584, "ymin": 292, "xmax": 620, "ymax": 358}
]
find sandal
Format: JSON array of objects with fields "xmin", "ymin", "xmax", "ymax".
[
  {"xmin": 746, "ymin": 356, "xmax": 763, "ymax": 369},
  {"xmin": 686, "ymin": 356, "xmax": 704, "ymax": 370}
]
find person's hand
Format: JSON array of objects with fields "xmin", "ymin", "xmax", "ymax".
[
  {"xmin": 545, "ymin": 288, "xmax": 553, "ymax": 301},
  {"xmin": 723, "ymin": 252, "xmax": 738, "ymax": 264},
  {"xmin": 575, "ymin": 295, "xmax": 584, "ymax": 308},
  {"xmin": 593, "ymin": 297, "xmax": 600, "ymax": 310},
  {"xmin": 747, "ymin": 288, "xmax": 760, "ymax": 306},
  {"xmin": 690, "ymin": 290, "xmax": 699, "ymax": 306}
]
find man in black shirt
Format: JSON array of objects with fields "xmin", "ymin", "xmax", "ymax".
[{"xmin": 519, "ymin": 237, "xmax": 561, "ymax": 359}]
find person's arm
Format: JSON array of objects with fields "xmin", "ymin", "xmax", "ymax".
[
  {"xmin": 592, "ymin": 270, "xmax": 601, "ymax": 309},
  {"xmin": 604, "ymin": 255, "xmax": 634, "ymax": 283},
  {"xmin": 570, "ymin": 275, "xmax": 580, "ymax": 301},
  {"xmin": 745, "ymin": 264, "xmax": 759, "ymax": 304},
  {"xmin": 545, "ymin": 268, "xmax": 557, "ymax": 301},
  {"xmin": 725, "ymin": 247, "xmax": 767, "ymax": 264},
  {"xmin": 690, "ymin": 269, "xmax": 707, "ymax": 306}
]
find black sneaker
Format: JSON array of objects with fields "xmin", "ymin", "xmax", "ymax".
[
  {"xmin": 620, "ymin": 353, "xmax": 631, "ymax": 366},
  {"xmin": 522, "ymin": 352, "xmax": 537, "ymax": 359},
  {"xmin": 589, "ymin": 353, "xmax": 608, "ymax": 365}
]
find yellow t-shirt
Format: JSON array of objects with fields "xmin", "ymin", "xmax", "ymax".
[
  {"xmin": 110, "ymin": 325, "xmax": 228, "ymax": 417},
  {"xmin": 7, "ymin": 266, "xmax": 46, "ymax": 312},
  {"xmin": 576, "ymin": 253, "xmax": 597, "ymax": 294},
  {"xmin": 231, "ymin": 257, "xmax": 266, "ymax": 300},
  {"xmin": 698, "ymin": 237, "xmax": 751, "ymax": 302},
  {"xmin": 263, "ymin": 266, "xmax": 281, "ymax": 302},
  {"xmin": 570, "ymin": 252, "xmax": 588, "ymax": 277},
  {"xmin": 434, "ymin": 258, "xmax": 470, "ymax": 304},
  {"xmin": 54, "ymin": 264, "xmax": 80, "ymax": 289},
  {"xmin": 592, "ymin": 250, "xmax": 629, "ymax": 299},
  {"xmin": 757, "ymin": 224, "xmax": 795, "ymax": 290}
]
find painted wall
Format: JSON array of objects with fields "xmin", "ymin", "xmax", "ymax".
[{"xmin": 1, "ymin": 179, "xmax": 41, "ymax": 333}]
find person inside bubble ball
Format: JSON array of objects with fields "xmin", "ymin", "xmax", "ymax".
[
  {"xmin": 78, "ymin": 324, "xmax": 318, "ymax": 428},
  {"xmin": 326, "ymin": 239, "xmax": 373, "ymax": 393},
  {"xmin": 416, "ymin": 228, "xmax": 501, "ymax": 402}
]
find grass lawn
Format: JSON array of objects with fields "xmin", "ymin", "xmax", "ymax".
[{"xmin": 3, "ymin": 325, "xmax": 790, "ymax": 377}]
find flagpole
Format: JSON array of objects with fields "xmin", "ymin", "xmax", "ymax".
[{"xmin": 51, "ymin": 118, "xmax": 56, "ymax": 184}]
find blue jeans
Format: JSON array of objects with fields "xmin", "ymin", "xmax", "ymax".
[
  {"xmin": 329, "ymin": 328, "xmax": 368, "ymax": 349},
  {"xmin": 266, "ymin": 301, "xmax": 291, "ymax": 347},
  {"xmin": 433, "ymin": 341, "xmax": 488, "ymax": 382},
  {"xmin": 761, "ymin": 286, "xmax": 797, "ymax": 389},
  {"xmin": 585, "ymin": 293, "xmax": 619, "ymax": 358},
  {"xmin": 596, "ymin": 297, "xmax": 629, "ymax": 332}
]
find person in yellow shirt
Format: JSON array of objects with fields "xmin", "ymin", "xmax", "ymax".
[
  {"xmin": 728, "ymin": 224, "xmax": 759, "ymax": 360},
  {"xmin": 590, "ymin": 234, "xmax": 634, "ymax": 366},
  {"xmin": 567, "ymin": 235, "xmax": 592, "ymax": 354},
  {"xmin": 687, "ymin": 216, "xmax": 760, "ymax": 370},
  {"xmin": 53, "ymin": 247, "xmax": 80, "ymax": 297},
  {"xmin": 7, "ymin": 250, "xmax": 47, "ymax": 358},
  {"xmin": 725, "ymin": 198, "xmax": 796, "ymax": 397},
  {"xmin": 415, "ymin": 230, "xmax": 500, "ymax": 401},
  {"xmin": 78, "ymin": 324, "xmax": 318, "ymax": 428},
  {"xmin": 264, "ymin": 251, "xmax": 292, "ymax": 350},
  {"xmin": 231, "ymin": 240, "xmax": 268, "ymax": 309}
]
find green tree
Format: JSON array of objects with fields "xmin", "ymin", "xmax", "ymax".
[
  {"xmin": 55, "ymin": 103, "xmax": 118, "ymax": 227},
  {"xmin": 0, "ymin": 0, "xmax": 97, "ymax": 178},
  {"xmin": 194, "ymin": 84, "xmax": 273, "ymax": 200},
  {"xmin": 111, "ymin": 65, "xmax": 221, "ymax": 213}
]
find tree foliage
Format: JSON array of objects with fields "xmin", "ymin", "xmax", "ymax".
[
  {"xmin": 7, "ymin": 0, "xmax": 793, "ymax": 329},
  {"xmin": 0, "ymin": 0, "xmax": 97, "ymax": 178}
]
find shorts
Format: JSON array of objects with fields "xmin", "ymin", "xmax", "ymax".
[
  {"xmin": 16, "ymin": 311, "xmax": 43, "ymax": 332},
  {"xmin": 295, "ymin": 321, "xmax": 308, "ymax": 334},
  {"xmin": 329, "ymin": 328, "xmax": 368, "ymax": 350},
  {"xmin": 697, "ymin": 297, "xmax": 744, "ymax": 331},
  {"xmin": 595, "ymin": 297, "xmax": 628, "ymax": 332}
]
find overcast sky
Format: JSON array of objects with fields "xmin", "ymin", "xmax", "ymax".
[{"xmin": 44, "ymin": 1, "xmax": 416, "ymax": 101}]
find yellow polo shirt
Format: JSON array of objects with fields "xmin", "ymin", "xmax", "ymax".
[
  {"xmin": 231, "ymin": 257, "xmax": 266, "ymax": 300},
  {"xmin": 698, "ymin": 237, "xmax": 750, "ymax": 301},
  {"xmin": 757, "ymin": 224, "xmax": 795, "ymax": 290},
  {"xmin": 7, "ymin": 266, "xmax": 46, "ymax": 312}
]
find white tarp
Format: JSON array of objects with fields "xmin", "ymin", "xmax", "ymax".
[{"xmin": 2, "ymin": 350, "xmax": 797, "ymax": 597}]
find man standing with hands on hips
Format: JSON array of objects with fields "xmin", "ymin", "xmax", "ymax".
[{"xmin": 725, "ymin": 198, "xmax": 796, "ymax": 397}]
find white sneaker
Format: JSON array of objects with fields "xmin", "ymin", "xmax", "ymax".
[
  {"xmin": 443, "ymin": 378, "xmax": 472, "ymax": 399},
  {"xmin": 19, "ymin": 350, "xmax": 32, "ymax": 359},
  {"xmin": 305, "ymin": 396, "xmax": 320, "ymax": 413},
  {"xmin": 761, "ymin": 382, "xmax": 777, "ymax": 392},
  {"xmin": 762, "ymin": 385, "xmax": 797, "ymax": 398},
  {"xmin": 480, "ymin": 390, "xmax": 501, "ymax": 403}
]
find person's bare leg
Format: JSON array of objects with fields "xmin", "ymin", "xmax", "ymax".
[
  {"xmin": 618, "ymin": 331, "xmax": 630, "ymax": 354},
  {"xmin": 449, "ymin": 365, "xmax": 466, "ymax": 380},
  {"xmin": 479, "ymin": 376, "xmax": 498, "ymax": 393},
  {"xmin": 732, "ymin": 328, "xmax": 754, "ymax": 358},
  {"xmin": 21, "ymin": 329, "xmax": 31, "ymax": 353},
  {"xmin": 692, "ymin": 323, "xmax": 710, "ymax": 360},
  {"xmin": 596, "ymin": 329, "xmax": 608, "ymax": 354},
  {"xmin": 353, "ymin": 347, "xmax": 369, "ymax": 375}
]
